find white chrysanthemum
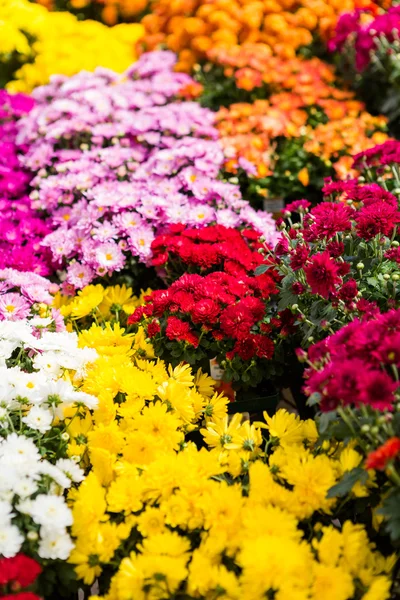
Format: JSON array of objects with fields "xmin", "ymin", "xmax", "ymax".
[
  {"xmin": 30, "ymin": 495, "xmax": 73, "ymax": 531},
  {"xmin": 0, "ymin": 499, "xmax": 14, "ymax": 523},
  {"xmin": 32, "ymin": 352, "xmax": 63, "ymax": 377},
  {"xmin": 13, "ymin": 478, "xmax": 38, "ymax": 498},
  {"xmin": 36, "ymin": 330, "xmax": 79, "ymax": 354},
  {"xmin": 22, "ymin": 406, "xmax": 53, "ymax": 434},
  {"xmin": 0, "ymin": 466, "xmax": 19, "ymax": 498},
  {"xmin": 14, "ymin": 372, "xmax": 48, "ymax": 404},
  {"xmin": 38, "ymin": 528, "xmax": 74, "ymax": 560},
  {"xmin": 0, "ymin": 434, "xmax": 41, "ymax": 478},
  {"xmin": 0, "ymin": 524, "xmax": 23, "ymax": 557},
  {"xmin": 38, "ymin": 463, "xmax": 70, "ymax": 490},
  {"xmin": 29, "ymin": 317, "xmax": 53, "ymax": 327},
  {"xmin": 69, "ymin": 390, "xmax": 98, "ymax": 410},
  {"xmin": 56, "ymin": 458, "xmax": 85, "ymax": 483},
  {"xmin": 0, "ymin": 320, "xmax": 37, "ymax": 347},
  {"xmin": 16, "ymin": 498, "xmax": 34, "ymax": 515},
  {"xmin": 0, "ymin": 340, "xmax": 19, "ymax": 363}
]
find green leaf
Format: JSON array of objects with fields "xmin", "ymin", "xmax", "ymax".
[
  {"xmin": 327, "ymin": 468, "xmax": 368, "ymax": 499},
  {"xmin": 377, "ymin": 488, "xmax": 400, "ymax": 541},
  {"xmin": 255, "ymin": 264, "xmax": 272, "ymax": 275},
  {"xmin": 318, "ymin": 410, "xmax": 337, "ymax": 434}
]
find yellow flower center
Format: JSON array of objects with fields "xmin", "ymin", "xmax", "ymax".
[{"xmin": 5, "ymin": 304, "xmax": 15, "ymax": 313}]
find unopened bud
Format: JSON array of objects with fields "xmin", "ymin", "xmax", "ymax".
[{"xmin": 357, "ymin": 262, "xmax": 364, "ymax": 270}]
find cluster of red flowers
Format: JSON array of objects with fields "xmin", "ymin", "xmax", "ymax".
[
  {"xmin": 366, "ymin": 437, "xmax": 400, "ymax": 471},
  {"xmin": 129, "ymin": 270, "xmax": 279, "ymax": 365},
  {"xmin": 352, "ymin": 139, "xmax": 400, "ymax": 170},
  {"xmin": 303, "ymin": 309, "xmax": 400, "ymax": 412},
  {"xmin": 277, "ymin": 186, "xmax": 400, "ymax": 302},
  {"xmin": 151, "ymin": 224, "xmax": 266, "ymax": 283},
  {"xmin": 0, "ymin": 554, "xmax": 42, "ymax": 600}
]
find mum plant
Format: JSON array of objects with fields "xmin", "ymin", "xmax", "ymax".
[
  {"xmin": 258, "ymin": 180, "xmax": 400, "ymax": 347},
  {"xmin": 128, "ymin": 269, "xmax": 285, "ymax": 391},
  {"xmin": 304, "ymin": 309, "xmax": 400, "ymax": 543},
  {"xmin": 150, "ymin": 224, "xmax": 267, "ymax": 285}
]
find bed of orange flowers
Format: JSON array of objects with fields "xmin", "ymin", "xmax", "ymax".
[
  {"xmin": 139, "ymin": 0, "xmax": 359, "ymax": 71},
  {"xmin": 202, "ymin": 44, "xmax": 388, "ymax": 204}
]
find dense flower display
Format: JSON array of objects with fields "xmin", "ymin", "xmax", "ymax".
[
  {"xmin": 139, "ymin": 0, "xmax": 359, "ymax": 71},
  {"xmin": 0, "ymin": 90, "xmax": 54, "ymax": 275},
  {"xmin": 198, "ymin": 44, "xmax": 389, "ymax": 206},
  {"xmin": 129, "ymin": 269, "xmax": 288, "ymax": 387},
  {"xmin": 257, "ymin": 180, "xmax": 400, "ymax": 346},
  {"xmin": 69, "ymin": 409, "xmax": 395, "ymax": 600},
  {"xmin": 2, "ymin": 1, "xmax": 400, "ymax": 597},
  {"xmin": 303, "ymin": 310, "xmax": 400, "ymax": 541},
  {"xmin": 14, "ymin": 51, "xmax": 277, "ymax": 291},
  {"xmin": 329, "ymin": 4, "xmax": 400, "ymax": 131},
  {"xmin": 0, "ymin": 0, "xmax": 143, "ymax": 92}
]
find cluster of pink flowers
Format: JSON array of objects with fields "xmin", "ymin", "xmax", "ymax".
[
  {"xmin": 0, "ymin": 268, "xmax": 63, "ymax": 327},
  {"xmin": 304, "ymin": 309, "xmax": 400, "ymax": 412},
  {"xmin": 16, "ymin": 51, "xmax": 278, "ymax": 289},
  {"xmin": 0, "ymin": 91, "xmax": 54, "ymax": 276},
  {"xmin": 329, "ymin": 5, "xmax": 400, "ymax": 70}
]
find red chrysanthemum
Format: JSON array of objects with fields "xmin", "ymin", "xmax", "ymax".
[
  {"xmin": 366, "ymin": 437, "xmax": 400, "ymax": 470},
  {"xmin": 0, "ymin": 554, "xmax": 41, "ymax": 588},
  {"xmin": 304, "ymin": 251, "xmax": 341, "ymax": 298}
]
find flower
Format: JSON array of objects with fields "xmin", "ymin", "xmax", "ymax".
[
  {"xmin": 0, "ymin": 554, "xmax": 41, "ymax": 587},
  {"xmin": 366, "ymin": 437, "xmax": 400, "ymax": 470},
  {"xmin": 304, "ymin": 252, "xmax": 341, "ymax": 298}
]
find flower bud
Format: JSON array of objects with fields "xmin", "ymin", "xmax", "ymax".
[
  {"xmin": 392, "ymin": 240, "xmax": 400, "ymax": 247},
  {"xmin": 383, "ymin": 273, "xmax": 391, "ymax": 280},
  {"xmin": 27, "ymin": 531, "xmax": 38, "ymax": 541},
  {"xmin": 392, "ymin": 274, "xmax": 400, "ymax": 281},
  {"xmin": 61, "ymin": 432, "xmax": 70, "ymax": 441},
  {"xmin": 308, "ymin": 336, "xmax": 314, "ymax": 343},
  {"xmin": 356, "ymin": 262, "xmax": 364, "ymax": 270},
  {"xmin": 361, "ymin": 424, "xmax": 370, "ymax": 433},
  {"xmin": 291, "ymin": 304, "xmax": 298, "ymax": 310}
]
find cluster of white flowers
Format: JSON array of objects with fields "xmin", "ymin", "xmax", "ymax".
[
  {"xmin": 0, "ymin": 317, "xmax": 99, "ymax": 561},
  {"xmin": 0, "ymin": 318, "xmax": 98, "ymax": 431},
  {"xmin": 0, "ymin": 434, "xmax": 83, "ymax": 559}
]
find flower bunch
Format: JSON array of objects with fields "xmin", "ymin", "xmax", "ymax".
[
  {"xmin": 303, "ymin": 309, "xmax": 400, "ymax": 540},
  {"xmin": 200, "ymin": 43, "xmax": 344, "ymax": 108},
  {"xmin": 329, "ymin": 4, "xmax": 400, "ymax": 71},
  {"xmin": 151, "ymin": 224, "xmax": 267, "ymax": 284},
  {"xmin": 0, "ymin": 314, "xmax": 98, "ymax": 590},
  {"xmin": 0, "ymin": 0, "xmax": 144, "ymax": 92},
  {"xmin": 328, "ymin": 5, "xmax": 400, "ymax": 131},
  {"xmin": 128, "ymin": 269, "xmax": 284, "ymax": 388},
  {"xmin": 259, "ymin": 182, "xmax": 400, "ymax": 347},
  {"xmin": 0, "ymin": 269, "xmax": 61, "ymax": 324},
  {"xmin": 215, "ymin": 91, "xmax": 387, "ymax": 208},
  {"xmin": 54, "ymin": 283, "xmax": 151, "ymax": 329},
  {"xmin": 15, "ymin": 51, "xmax": 277, "ymax": 290},
  {"xmin": 0, "ymin": 91, "xmax": 54, "ymax": 275},
  {"xmin": 0, "ymin": 554, "xmax": 42, "ymax": 600},
  {"xmin": 139, "ymin": 0, "xmax": 359, "ymax": 72},
  {"xmin": 69, "ymin": 406, "xmax": 394, "ymax": 600}
]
